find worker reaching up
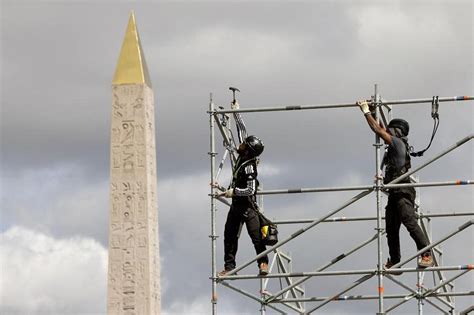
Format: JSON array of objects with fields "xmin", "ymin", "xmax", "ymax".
[
  {"xmin": 357, "ymin": 100, "xmax": 434, "ymax": 273},
  {"xmin": 214, "ymin": 93, "xmax": 268, "ymax": 277}
]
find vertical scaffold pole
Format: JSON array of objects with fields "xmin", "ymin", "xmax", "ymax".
[
  {"xmin": 374, "ymin": 84, "xmax": 385, "ymax": 314},
  {"xmin": 415, "ymin": 176, "xmax": 424, "ymax": 315},
  {"xmin": 209, "ymin": 93, "xmax": 218, "ymax": 315}
]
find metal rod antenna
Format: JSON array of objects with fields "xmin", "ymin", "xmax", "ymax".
[
  {"xmin": 211, "ymin": 96, "xmax": 473, "ymax": 114},
  {"xmin": 209, "ymin": 94, "xmax": 218, "ymax": 314}
]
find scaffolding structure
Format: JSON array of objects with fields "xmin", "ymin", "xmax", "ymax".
[{"xmin": 208, "ymin": 85, "xmax": 474, "ymax": 314}]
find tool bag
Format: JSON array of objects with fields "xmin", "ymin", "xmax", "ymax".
[{"xmin": 256, "ymin": 209, "xmax": 278, "ymax": 246}]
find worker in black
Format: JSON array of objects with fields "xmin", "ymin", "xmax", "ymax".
[
  {"xmin": 216, "ymin": 99, "xmax": 268, "ymax": 276},
  {"xmin": 357, "ymin": 100, "xmax": 434, "ymax": 271}
]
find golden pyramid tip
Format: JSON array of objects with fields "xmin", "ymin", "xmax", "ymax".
[{"xmin": 112, "ymin": 12, "xmax": 151, "ymax": 87}]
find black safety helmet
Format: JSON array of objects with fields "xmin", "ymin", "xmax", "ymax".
[
  {"xmin": 245, "ymin": 135, "xmax": 264, "ymax": 157},
  {"xmin": 388, "ymin": 118, "xmax": 410, "ymax": 136}
]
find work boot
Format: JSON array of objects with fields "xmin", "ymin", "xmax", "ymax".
[
  {"xmin": 418, "ymin": 253, "xmax": 434, "ymax": 268},
  {"xmin": 384, "ymin": 258, "xmax": 403, "ymax": 275},
  {"xmin": 218, "ymin": 268, "xmax": 235, "ymax": 277},
  {"xmin": 259, "ymin": 262, "xmax": 269, "ymax": 276}
]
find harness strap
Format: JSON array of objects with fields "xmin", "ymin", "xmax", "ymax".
[
  {"xmin": 230, "ymin": 157, "xmax": 258, "ymax": 189},
  {"xmin": 410, "ymin": 96, "xmax": 440, "ymax": 157}
]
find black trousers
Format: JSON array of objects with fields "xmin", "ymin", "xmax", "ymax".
[
  {"xmin": 385, "ymin": 187, "xmax": 430, "ymax": 263},
  {"xmin": 224, "ymin": 202, "xmax": 268, "ymax": 270}
]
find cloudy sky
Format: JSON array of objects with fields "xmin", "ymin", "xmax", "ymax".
[{"xmin": 1, "ymin": 0, "xmax": 473, "ymax": 314}]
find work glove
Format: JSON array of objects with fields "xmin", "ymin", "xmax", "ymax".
[
  {"xmin": 210, "ymin": 182, "xmax": 225, "ymax": 191},
  {"xmin": 357, "ymin": 100, "xmax": 370, "ymax": 115},
  {"xmin": 221, "ymin": 189, "xmax": 234, "ymax": 198},
  {"xmin": 231, "ymin": 101, "xmax": 240, "ymax": 110}
]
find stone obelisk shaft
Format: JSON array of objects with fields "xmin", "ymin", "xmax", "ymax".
[{"xmin": 108, "ymin": 13, "xmax": 160, "ymax": 315}]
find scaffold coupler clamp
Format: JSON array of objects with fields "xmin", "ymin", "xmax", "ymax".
[{"xmin": 431, "ymin": 95, "xmax": 439, "ymax": 119}]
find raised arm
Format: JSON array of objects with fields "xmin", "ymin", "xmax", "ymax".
[
  {"xmin": 357, "ymin": 100, "xmax": 392, "ymax": 145},
  {"xmin": 232, "ymin": 101, "xmax": 248, "ymax": 144}
]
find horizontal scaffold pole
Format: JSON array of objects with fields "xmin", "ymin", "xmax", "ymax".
[
  {"xmin": 219, "ymin": 281, "xmax": 289, "ymax": 314},
  {"xmin": 211, "ymin": 96, "xmax": 473, "ymax": 114},
  {"xmin": 266, "ymin": 231, "xmax": 381, "ymax": 302},
  {"xmin": 385, "ymin": 269, "xmax": 471, "ymax": 313},
  {"xmin": 385, "ymin": 269, "xmax": 455, "ymax": 310},
  {"xmin": 272, "ymin": 291, "xmax": 474, "ymax": 303},
  {"xmin": 273, "ymin": 211, "xmax": 474, "ymax": 225},
  {"xmin": 256, "ymin": 180, "xmax": 473, "ymax": 196},
  {"xmin": 219, "ymin": 264, "xmax": 473, "ymax": 280}
]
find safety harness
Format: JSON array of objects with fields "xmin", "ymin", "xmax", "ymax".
[
  {"xmin": 230, "ymin": 157, "xmax": 259, "ymax": 202},
  {"xmin": 382, "ymin": 138, "xmax": 412, "ymax": 184}
]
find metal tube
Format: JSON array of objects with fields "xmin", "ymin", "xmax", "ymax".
[
  {"xmin": 223, "ymin": 190, "xmax": 372, "ymax": 278},
  {"xmin": 385, "ymin": 270, "xmax": 470, "ymax": 313},
  {"xmin": 214, "ymin": 149, "xmax": 229, "ymax": 182},
  {"xmin": 210, "ymin": 96, "xmax": 473, "ymax": 114},
  {"xmin": 220, "ymin": 265, "xmax": 473, "ymax": 280},
  {"xmin": 386, "ymin": 271, "xmax": 456, "ymax": 313},
  {"xmin": 305, "ymin": 274, "xmax": 376, "ymax": 313},
  {"xmin": 383, "ymin": 180, "xmax": 473, "ymax": 189},
  {"xmin": 423, "ymin": 270, "xmax": 471, "ymax": 298},
  {"xmin": 266, "ymin": 231, "xmax": 380, "ymax": 302},
  {"xmin": 272, "ymin": 211, "xmax": 474, "ymax": 225},
  {"xmin": 374, "ymin": 84, "xmax": 385, "ymax": 314},
  {"xmin": 387, "ymin": 220, "xmax": 474, "ymax": 312},
  {"xmin": 275, "ymin": 254, "xmax": 304, "ymax": 312},
  {"xmin": 213, "ymin": 114, "xmax": 237, "ymax": 163},
  {"xmin": 257, "ymin": 184, "xmax": 374, "ymax": 195},
  {"xmin": 209, "ymin": 95, "xmax": 218, "ymax": 315},
  {"xmin": 417, "ymin": 270, "xmax": 423, "ymax": 315},
  {"xmin": 387, "ymin": 273, "xmax": 455, "ymax": 311},
  {"xmin": 272, "ymin": 291, "xmax": 474, "ymax": 303},
  {"xmin": 420, "ymin": 218, "xmax": 454, "ymax": 306},
  {"xmin": 256, "ymin": 180, "xmax": 473, "ymax": 196},
  {"xmin": 219, "ymin": 282, "xmax": 288, "ymax": 314}
]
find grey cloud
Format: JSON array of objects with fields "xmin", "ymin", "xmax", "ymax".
[{"xmin": 1, "ymin": 1, "xmax": 473, "ymax": 314}]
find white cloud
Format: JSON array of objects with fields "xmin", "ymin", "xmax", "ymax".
[{"xmin": 0, "ymin": 226, "xmax": 107, "ymax": 315}]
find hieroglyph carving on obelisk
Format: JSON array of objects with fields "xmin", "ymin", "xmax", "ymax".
[{"xmin": 107, "ymin": 12, "xmax": 160, "ymax": 315}]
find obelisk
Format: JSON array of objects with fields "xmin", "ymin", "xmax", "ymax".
[{"xmin": 107, "ymin": 12, "xmax": 160, "ymax": 314}]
